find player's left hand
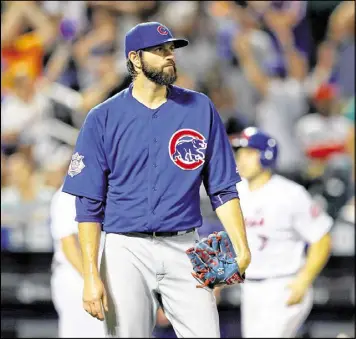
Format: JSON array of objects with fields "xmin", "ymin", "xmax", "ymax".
[
  {"xmin": 186, "ymin": 231, "xmax": 245, "ymax": 289},
  {"xmin": 286, "ymin": 278, "xmax": 310, "ymax": 306}
]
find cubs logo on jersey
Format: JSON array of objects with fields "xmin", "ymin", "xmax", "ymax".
[{"xmin": 169, "ymin": 129, "xmax": 207, "ymax": 170}]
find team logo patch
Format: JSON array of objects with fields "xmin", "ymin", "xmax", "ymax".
[
  {"xmin": 68, "ymin": 152, "xmax": 85, "ymax": 177},
  {"xmin": 169, "ymin": 129, "xmax": 207, "ymax": 170},
  {"xmin": 157, "ymin": 25, "xmax": 169, "ymax": 35}
]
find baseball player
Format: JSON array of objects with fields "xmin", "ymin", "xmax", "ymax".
[
  {"xmin": 50, "ymin": 186, "xmax": 105, "ymax": 338},
  {"xmin": 231, "ymin": 127, "xmax": 333, "ymax": 338},
  {"xmin": 61, "ymin": 22, "xmax": 251, "ymax": 338}
]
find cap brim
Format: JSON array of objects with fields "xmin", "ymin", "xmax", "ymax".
[
  {"xmin": 170, "ymin": 38, "xmax": 189, "ymax": 49},
  {"xmin": 143, "ymin": 38, "xmax": 189, "ymax": 50}
]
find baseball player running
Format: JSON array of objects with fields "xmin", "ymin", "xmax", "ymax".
[
  {"xmin": 50, "ymin": 186, "xmax": 105, "ymax": 337},
  {"xmin": 62, "ymin": 22, "xmax": 251, "ymax": 338},
  {"xmin": 231, "ymin": 127, "xmax": 333, "ymax": 338}
]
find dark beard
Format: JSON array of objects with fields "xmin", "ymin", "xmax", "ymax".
[{"xmin": 141, "ymin": 59, "xmax": 177, "ymax": 86}]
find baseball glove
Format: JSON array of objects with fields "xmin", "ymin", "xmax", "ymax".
[{"xmin": 186, "ymin": 231, "xmax": 245, "ymax": 289}]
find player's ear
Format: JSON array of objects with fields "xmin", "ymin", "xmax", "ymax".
[{"xmin": 128, "ymin": 51, "xmax": 142, "ymax": 70}]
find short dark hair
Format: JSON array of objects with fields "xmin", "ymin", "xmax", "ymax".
[{"xmin": 126, "ymin": 50, "xmax": 143, "ymax": 80}]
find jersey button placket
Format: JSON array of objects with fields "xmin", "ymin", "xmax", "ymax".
[
  {"xmin": 153, "ymin": 110, "xmax": 158, "ymax": 147},
  {"xmin": 148, "ymin": 110, "xmax": 158, "ymax": 228},
  {"xmin": 151, "ymin": 110, "xmax": 160, "ymax": 221},
  {"xmin": 152, "ymin": 135, "xmax": 158, "ymax": 195}
]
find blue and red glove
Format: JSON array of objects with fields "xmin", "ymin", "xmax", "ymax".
[{"xmin": 186, "ymin": 231, "xmax": 245, "ymax": 289}]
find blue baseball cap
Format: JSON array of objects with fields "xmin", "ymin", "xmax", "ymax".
[{"xmin": 124, "ymin": 22, "xmax": 189, "ymax": 59}]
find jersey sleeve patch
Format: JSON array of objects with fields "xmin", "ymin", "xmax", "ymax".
[{"xmin": 68, "ymin": 152, "xmax": 86, "ymax": 177}]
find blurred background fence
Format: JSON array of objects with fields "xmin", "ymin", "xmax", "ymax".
[{"xmin": 1, "ymin": 1, "xmax": 355, "ymax": 338}]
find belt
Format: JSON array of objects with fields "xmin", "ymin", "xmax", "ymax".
[
  {"xmin": 245, "ymin": 272, "xmax": 296, "ymax": 282},
  {"xmin": 137, "ymin": 227, "xmax": 196, "ymax": 237}
]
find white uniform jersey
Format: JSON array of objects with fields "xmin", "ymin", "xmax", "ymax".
[
  {"xmin": 50, "ymin": 187, "xmax": 104, "ymax": 272},
  {"xmin": 237, "ymin": 175, "xmax": 333, "ymax": 279},
  {"xmin": 50, "ymin": 188, "xmax": 77, "ymax": 271}
]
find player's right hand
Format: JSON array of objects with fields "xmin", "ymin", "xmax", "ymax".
[{"xmin": 83, "ymin": 274, "xmax": 109, "ymax": 321}]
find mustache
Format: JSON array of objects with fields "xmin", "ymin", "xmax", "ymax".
[{"xmin": 164, "ymin": 62, "xmax": 176, "ymax": 67}]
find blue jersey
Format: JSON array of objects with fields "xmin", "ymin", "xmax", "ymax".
[{"xmin": 62, "ymin": 84, "xmax": 241, "ymax": 233}]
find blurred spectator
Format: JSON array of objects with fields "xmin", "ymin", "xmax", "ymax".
[
  {"xmin": 39, "ymin": 59, "xmax": 122, "ymax": 127},
  {"xmin": 174, "ymin": 72, "xmax": 197, "ymax": 91},
  {"xmin": 1, "ymin": 1, "xmax": 57, "ymax": 96},
  {"xmin": 295, "ymin": 81, "xmax": 353, "ymax": 220},
  {"xmin": 40, "ymin": 1, "xmax": 89, "ymax": 90},
  {"xmin": 304, "ymin": 40, "xmax": 338, "ymax": 96},
  {"xmin": 326, "ymin": 0, "xmax": 355, "ymax": 100},
  {"xmin": 1, "ymin": 151, "xmax": 55, "ymax": 252},
  {"xmin": 208, "ymin": 1, "xmax": 277, "ymax": 66},
  {"xmin": 1, "ymin": 67, "xmax": 55, "ymax": 161},
  {"xmin": 295, "ymin": 83, "xmax": 350, "ymax": 180},
  {"xmin": 87, "ymin": 1, "xmax": 159, "ymax": 18},
  {"xmin": 246, "ymin": 1, "xmax": 312, "ymax": 65},
  {"xmin": 204, "ymin": 77, "xmax": 248, "ymax": 132},
  {"xmin": 232, "ymin": 24, "xmax": 308, "ymax": 178},
  {"xmin": 326, "ymin": 0, "xmax": 355, "ymax": 46},
  {"xmin": 317, "ymin": 152, "xmax": 353, "ymax": 219},
  {"xmin": 342, "ymin": 96, "xmax": 355, "ymax": 179},
  {"xmin": 207, "ymin": 1, "xmax": 278, "ymax": 124},
  {"xmin": 41, "ymin": 1, "xmax": 89, "ymax": 39},
  {"xmin": 36, "ymin": 4, "xmax": 124, "ymax": 124},
  {"xmin": 161, "ymin": 1, "xmax": 219, "ymax": 89},
  {"xmin": 0, "ymin": 66, "xmax": 78, "ymax": 171},
  {"xmin": 41, "ymin": 144, "xmax": 74, "ymax": 190},
  {"xmin": 72, "ymin": 6, "xmax": 118, "ymax": 90},
  {"xmin": 87, "ymin": 1, "xmax": 161, "ymax": 48},
  {"xmin": 339, "ymin": 96, "xmax": 355, "ymax": 223}
]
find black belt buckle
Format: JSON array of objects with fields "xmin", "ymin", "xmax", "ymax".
[{"xmin": 152, "ymin": 231, "xmax": 174, "ymax": 237}]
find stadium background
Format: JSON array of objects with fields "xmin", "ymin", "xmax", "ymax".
[{"xmin": 1, "ymin": 1, "xmax": 354, "ymax": 338}]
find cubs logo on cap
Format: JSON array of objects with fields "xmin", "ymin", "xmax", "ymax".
[
  {"xmin": 157, "ymin": 25, "xmax": 169, "ymax": 35},
  {"xmin": 169, "ymin": 129, "xmax": 207, "ymax": 170}
]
